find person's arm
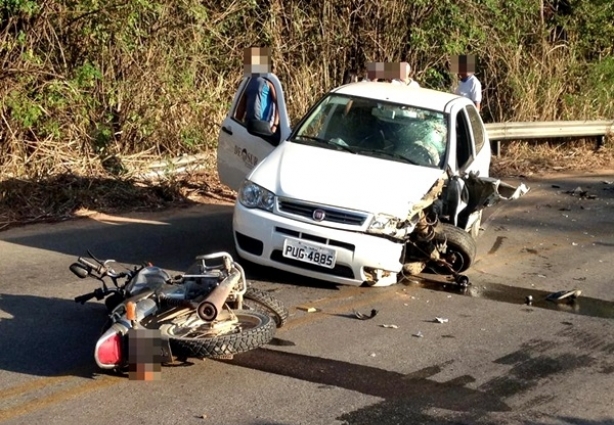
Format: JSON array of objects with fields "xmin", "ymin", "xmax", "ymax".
[
  {"xmin": 267, "ymin": 80, "xmax": 280, "ymax": 131},
  {"xmin": 472, "ymin": 79, "xmax": 483, "ymax": 112}
]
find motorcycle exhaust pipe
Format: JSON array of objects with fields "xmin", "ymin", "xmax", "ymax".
[{"xmin": 195, "ymin": 269, "xmax": 241, "ymax": 321}]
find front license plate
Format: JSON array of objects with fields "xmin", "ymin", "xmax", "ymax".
[{"xmin": 282, "ymin": 238, "xmax": 337, "ymax": 269}]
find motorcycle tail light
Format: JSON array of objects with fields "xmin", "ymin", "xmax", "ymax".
[{"xmin": 95, "ymin": 331, "xmax": 123, "ymax": 368}]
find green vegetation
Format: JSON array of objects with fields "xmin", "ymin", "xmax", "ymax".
[{"xmin": 1, "ymin": 0, "xmax": 613, "ymax": 179}]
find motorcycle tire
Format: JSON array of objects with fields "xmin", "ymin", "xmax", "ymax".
[
  {"xmin": 161, "ymin": 310, "xmax": 276, "ymax": 359},
  {"xmin": 243, "ymin": 287, "xmax": 289, "ymax": 328},
  {"xmin": 430, "ymin": 223, "xmax": 477, "ymax": 274}
]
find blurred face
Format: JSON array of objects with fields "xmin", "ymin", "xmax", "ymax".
[
  {"xmin": 451, "ymin": 54, "xmax": 476, "ymax": 81},
  {"xmin": 244, "ymin": 47, "xmax": 272, "ymax": 76}
]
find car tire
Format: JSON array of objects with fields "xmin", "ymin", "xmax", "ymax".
[{"xmin": 431, "ymin": 223, "xmax": 477, "ymax": 274}]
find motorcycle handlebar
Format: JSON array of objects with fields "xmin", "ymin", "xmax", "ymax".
[{"xmin": 78, "ymin": 257, "xmax": 106, "ymax": 275}]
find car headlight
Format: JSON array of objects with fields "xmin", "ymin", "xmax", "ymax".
[
  {"xmin": 368, "ymin": 214, "xmax": 399, "ymax": 233},
  {"xmin": 238, "ymin": 180, "xmax": 275, "ymax": 211}
]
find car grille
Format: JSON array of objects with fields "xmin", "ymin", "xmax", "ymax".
[
  {"xmin": 275, "ymin": 227, "xmax": 355, "ymax": 252},
  {"xmin": 278, "ymin": 200, "xmax": 367, "ymax": 226}
]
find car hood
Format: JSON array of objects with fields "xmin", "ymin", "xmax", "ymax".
[{"xmin": 248, "ymin": 142, "xmax": 446, "ymax": 218}]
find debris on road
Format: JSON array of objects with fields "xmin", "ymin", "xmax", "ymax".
[
  {"xmin": 433, "ymin": 317, "xmax": 449, "ymax": 324},
  {"xmin": 566, "ymin": 186, "xmax": 587, "ymax": 197},
  {"xmin": 412, "ymin": 331, "xmax": 424, "ymax": 338},
  {"xmin": 380, "ymin": 324, "xmax": 399, "ymax": 329},
  {"xmin": 551, "ymin": 184, "xmax": 561, "ymax": 188},
  {"xmin": 526, "ymin": 295, "xmax": 533, "ymax": 305},
  {"xmin": 297, "ymin": 305, "xmax": 318, "ymax": 313},
  {"xmin": 546, "ymin": 289, "xmax": 582, "ymax": 303},
  {"xmin": 353, "ymin": 309, "xmax": 378, "ymax": 320},
  {"xmin": 564, "ymin": 186, "xmax": 598, "ymax": 199}
]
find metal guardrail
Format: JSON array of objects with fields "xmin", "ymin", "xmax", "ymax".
[
  {"xmin": 485, "ymin": 120, "xmax": 614, "ymax": 155},
  {"xmin": 485, "ymin": 120, "xmax": 614, "ymax": 141}
]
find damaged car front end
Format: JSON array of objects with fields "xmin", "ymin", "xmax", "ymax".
[{"xmin": 365, "ymin": 172, "xmax": 529, "ymax": 286}]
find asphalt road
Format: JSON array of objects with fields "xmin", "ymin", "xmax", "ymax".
[{"xmin": 0, "ymin": 171, "xmax": 613, "ymax": 425}]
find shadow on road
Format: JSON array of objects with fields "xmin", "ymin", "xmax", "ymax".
[
  {"xmin": 0, "ymin": 201, "xmax": 343, "ymax": 291},
  {"xmin": 227, "ymin": 345, "xmax": 611, "ymax": 425},
  {"xmin": 0, "ymin": 293, "xmax": 107, "ymax": 377}
]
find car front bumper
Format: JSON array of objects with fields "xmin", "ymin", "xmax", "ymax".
[{"xmin": 232, "ymin": 202, "xmax": 404, "ymax": 286}]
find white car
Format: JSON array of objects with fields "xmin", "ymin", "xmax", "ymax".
[{"xmin": 217, "ymin": 74, "xmax": 523, "ymax": 287}]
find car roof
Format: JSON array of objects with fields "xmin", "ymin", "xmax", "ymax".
[{"xmin": 330, "ymin": 82, "xmax": 466, "ymax": 113}]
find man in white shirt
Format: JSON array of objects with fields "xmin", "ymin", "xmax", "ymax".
[{"xmin": 453, "ymin": 55, "xmax": 482, "ymax": 111}]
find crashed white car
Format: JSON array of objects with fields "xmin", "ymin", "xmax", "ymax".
[{"xmin": 217, "ymin": 75, "xmax": 527, "ymax": 287}]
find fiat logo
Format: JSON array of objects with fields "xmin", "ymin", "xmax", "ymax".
[{"xmin": 312, "ymin": 209, "xmax": 326, "ymax": 221}]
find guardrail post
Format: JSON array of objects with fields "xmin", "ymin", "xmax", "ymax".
[
  {"xmin": 597, "ymin": 135, "xmax": 605, "ymax": 149},
  {"xmin": 491, "ymin": 140, "xmax": 501, "ymax": 157}
]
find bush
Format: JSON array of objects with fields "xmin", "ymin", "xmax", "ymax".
[{"xmin": 0, "ymin": 0, "xmax": 613, "ymax": 179}]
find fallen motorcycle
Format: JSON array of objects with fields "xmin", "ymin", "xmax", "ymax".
[{"xmin": 70, "ymin": 251, "xmax": 288, "ymax": 372}]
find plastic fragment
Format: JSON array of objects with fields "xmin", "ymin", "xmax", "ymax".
[
  {"xmin": 297, "ymin": 306, "xmax": 318, "ymax": 313},
  {"xmin": 412, "ymin": 331, "xmax": 424, "ymax": 338},
  {"xmin": 434, "ymin": 317, "xmax": 448, "ymax": 323},
  {"xmin": 546, "ymin": 289, "xmax": 582, "ymax": 303},
  {"xmin": 380, "ymin": 324, "xmax": 399, "ymax": 329},
  {"xmin": 353, "ymin": 309, "xmax": 378, "ymax": 320}
]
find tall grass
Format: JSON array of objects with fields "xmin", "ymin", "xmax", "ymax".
[{"xmin": 1, "ymin": 0, "xmax": 613, "ymax": 180}]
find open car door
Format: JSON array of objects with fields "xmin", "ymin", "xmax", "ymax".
[{"xmin": 217, "ymin": 73, "xmax": 292, "ymax": 191}]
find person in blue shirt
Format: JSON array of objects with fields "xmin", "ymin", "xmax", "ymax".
[
  {"xmin": 243, "ymin": 69, "xmax": 278, "ymax": 131},
  {"xmin": 235, "ymin": 48, "xmax": 280, "ymax": 137}
]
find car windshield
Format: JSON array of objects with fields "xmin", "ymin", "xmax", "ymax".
[{"xmin": 289, "ymin": 94, "xmax": 448, "ymax": 168}]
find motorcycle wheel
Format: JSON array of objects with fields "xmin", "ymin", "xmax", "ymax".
[
  {"xmin": 430, "ymin": 223, "xmax": 477, "ymax": 274},
  {"xmin": 161, "ymin": 310, "xmax": 276, "ymax": 359},
  {"xmin": 243, "ymin": 287, "xmax": 289, "ymax": 328}
]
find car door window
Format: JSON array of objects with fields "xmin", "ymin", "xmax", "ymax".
[
  {"xmin": 455, "ymin": 110, "xmax": 474, "ymax": 170},
  {"xmin": 465, "ymin": 105, "xmax": 485, "ymax": 153}
]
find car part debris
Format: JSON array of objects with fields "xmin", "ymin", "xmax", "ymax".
[
  {"xmin": 353, "ymin": 309, "xmax": 378, "ymax": 320},
  {"xmin": 546, "ymin": 289, "xmax": 582, "ymax": 303},
  {"xmin": 433, "ymin": 317, "xmax": 448, "ymax": 323},
  {"xmin": 380, "ymin": 324, "xmax": 399, "ymax": 329},
  {"xmin": 455, "ymin": 274, "xmax": 470, "ymax": 287},
  {"xmin": 297, "ymin": 305, "xmax": 318, "ymax": 313}
]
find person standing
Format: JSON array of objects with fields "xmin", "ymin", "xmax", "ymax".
[
  {"xmin": 391, "ymin": 62, "xmax": 420, "ymax": 88},
  {"xmin": 453, "ymin": 55, "xmax": 482, "ymax": 111},
  {"xmin": 235, "ymin": 47, "xmax": 280, "ymax": 136}
]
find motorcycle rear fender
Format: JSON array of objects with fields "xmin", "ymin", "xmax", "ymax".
[{"xmin": 95, "ymin": 323, "xmax": 128, "ymax": 369}]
